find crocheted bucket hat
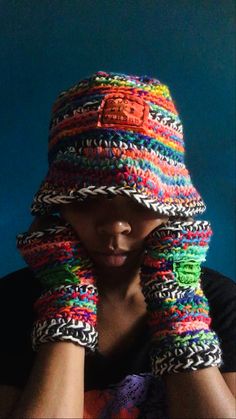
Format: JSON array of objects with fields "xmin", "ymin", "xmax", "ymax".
[{"xmin": 31, "ymin": 70, "xmax": 206, "ymax": 217}]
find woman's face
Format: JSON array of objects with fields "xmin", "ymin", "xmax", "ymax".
[{"xmin": 59, "ymin": 195, "xmax": 168, "ymax": 272}]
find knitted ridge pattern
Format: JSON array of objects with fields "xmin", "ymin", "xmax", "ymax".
[
  {"xmin": 16, "ymin": 224, "xmax": 98, "ymax": 352},
  {"xmin": 31, "ymin": 70, "xmax": 206, "ymax": 217},
  {"xmin": 141, "ymin": 220, "xmax": 222, "ymax": 375}
]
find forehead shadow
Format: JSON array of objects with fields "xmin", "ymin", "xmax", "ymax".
[{"xmin": 58, "ymin": 195, "xmax": 168, "ymax": 219}]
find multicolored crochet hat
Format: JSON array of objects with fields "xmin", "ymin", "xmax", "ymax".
[{"xmin": 31, "ymin": 70, "xmax": 206, "ymax": 217}]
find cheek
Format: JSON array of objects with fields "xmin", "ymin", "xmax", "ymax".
[
  {"xmin": 60, "ymin": 206, "xmax": 168, "ymax": 243},
  {"xmin": 60, "ymin": 209, "xmax": 95, "ymax": 242},
  {"xmin": 72, "ymin": 216, "xmax": 94, "ymax": 241}
]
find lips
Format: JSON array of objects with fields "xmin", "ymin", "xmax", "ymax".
[
  {"xmin": 96, "ymin": 254, "xmax": 128, "ymax": 267},
  {"xmin": 99, "ymin": 250, "xmax": 129, "ymax": 256},
  {"xmin": 92, "ymin": 249, "xmax": 133, "ymax": 267}
]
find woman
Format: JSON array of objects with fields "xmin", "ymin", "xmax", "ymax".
[{"xmin": 0, "ymin": 71, "xmax": 235, "ymax": 418}]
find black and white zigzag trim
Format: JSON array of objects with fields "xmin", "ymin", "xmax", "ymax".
[
  {"xmin": 16, "ymin": 224, "xmax": 71, "ymax": 245},
  {"xmin": 35, "ymin": 283, "xmax": 98, "ymax": 301},
  {"xmin": 141, "ymin": 278, "xmax": 198, "ymax": 300},
  {"xmin": 31, "ymin": 185, "xmax": 206, "ymax": 217},
  {"xmin": 150, "ymin": 340, "xmax": 222, "ymax": 376},
  {"xmin": 155, "ymin": 220, "xmax": 210, "ymax": 235},
  {"xmin": 149, "ymin": 109, "xmax": 183, "ymax": 134},
  {"xmin": 32, "ymin": 318, "xmax": 98, "ymax": 352}
]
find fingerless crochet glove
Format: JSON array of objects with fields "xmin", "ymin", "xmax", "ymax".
[
  {"xmin": 141, "ymin": 220, "xmax": 222, "ymax": 376},
  {"xmin": 16, "ymin": 221, "xmax": 98, "ymax": 352}
]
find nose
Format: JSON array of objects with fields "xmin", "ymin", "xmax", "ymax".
[{"xmin": 96, "ymin": 220, "xmax": 131, "ymax": 236}]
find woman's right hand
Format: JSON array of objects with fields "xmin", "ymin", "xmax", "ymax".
[{"xmin": 16, "ymin": 216, "xmax": 99, "ymax": 352}]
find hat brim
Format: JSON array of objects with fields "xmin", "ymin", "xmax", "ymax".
[{"xmin": 31, "ymin": 176, "xmax": 206, "ymax": 217}]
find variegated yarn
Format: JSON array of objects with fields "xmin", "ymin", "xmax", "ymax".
[
  {"xmin": 31, "ymin": 71, "xmax": 206, "ymax": 217},
  {"xmin": 16, "ymin": 224, "xmax": 98, "ymax": 352},
  {"xmin": 141, "ymin": 220, "xmax": 223, "ymax": 375}
]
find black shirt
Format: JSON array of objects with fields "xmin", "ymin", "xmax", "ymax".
[{"xmin": 0, "ymin": 267, "xmax": 235, "ymax": 418}]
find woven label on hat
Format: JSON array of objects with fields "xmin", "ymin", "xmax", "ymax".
[{"xmin": 97, "ymin": 93, "xmax": 149, "ymax": 130}]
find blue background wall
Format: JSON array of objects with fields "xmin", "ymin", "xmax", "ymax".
[{"xmin": 1, "ymin": 0, "xmax": 235, "ymax": 280}]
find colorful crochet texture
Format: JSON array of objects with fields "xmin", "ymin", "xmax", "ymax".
[
  {"xmin": 141, "ymin": 220, "xmax": 222, "ymax": 375},
  {"xmin": 16, "ymin": 222, "xmax": 98, "ymax": 352},
  {"xmin": 31, "ymin": 70, "xmax": 206, "ymax": 217}
]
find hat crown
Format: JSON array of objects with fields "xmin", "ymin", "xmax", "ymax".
[
  {"xmin": 48, "ymin": 70, "xmax": 183, "ymax": 156},
  {"xmin": 56, "ymin": 71, "xmax": 165, "ymax": 101},
  {"xmin": 31, "ymin": 70, "xmax": 205, "ymax": 217}
]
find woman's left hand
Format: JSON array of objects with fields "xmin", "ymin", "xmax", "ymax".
[{"xmin": 140, "ymin": 219, "xmax": 223, "ymax": 376}]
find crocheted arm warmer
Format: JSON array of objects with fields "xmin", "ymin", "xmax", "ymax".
[
  {"xmin": 141, "ymin": 220, "xmax": 223, "ymax": 376},
  {"xmin": 16, "ymin": 221, "xmax": 98, "ymax": 352}
]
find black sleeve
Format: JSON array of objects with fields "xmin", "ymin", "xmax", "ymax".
[
  {"xmin": 0, "ymin": 268, "xmax": 40, "ymax": 388},
  {"xmin": 201, "ymin": 267, "xmax": 236, "ymax": 373}
]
